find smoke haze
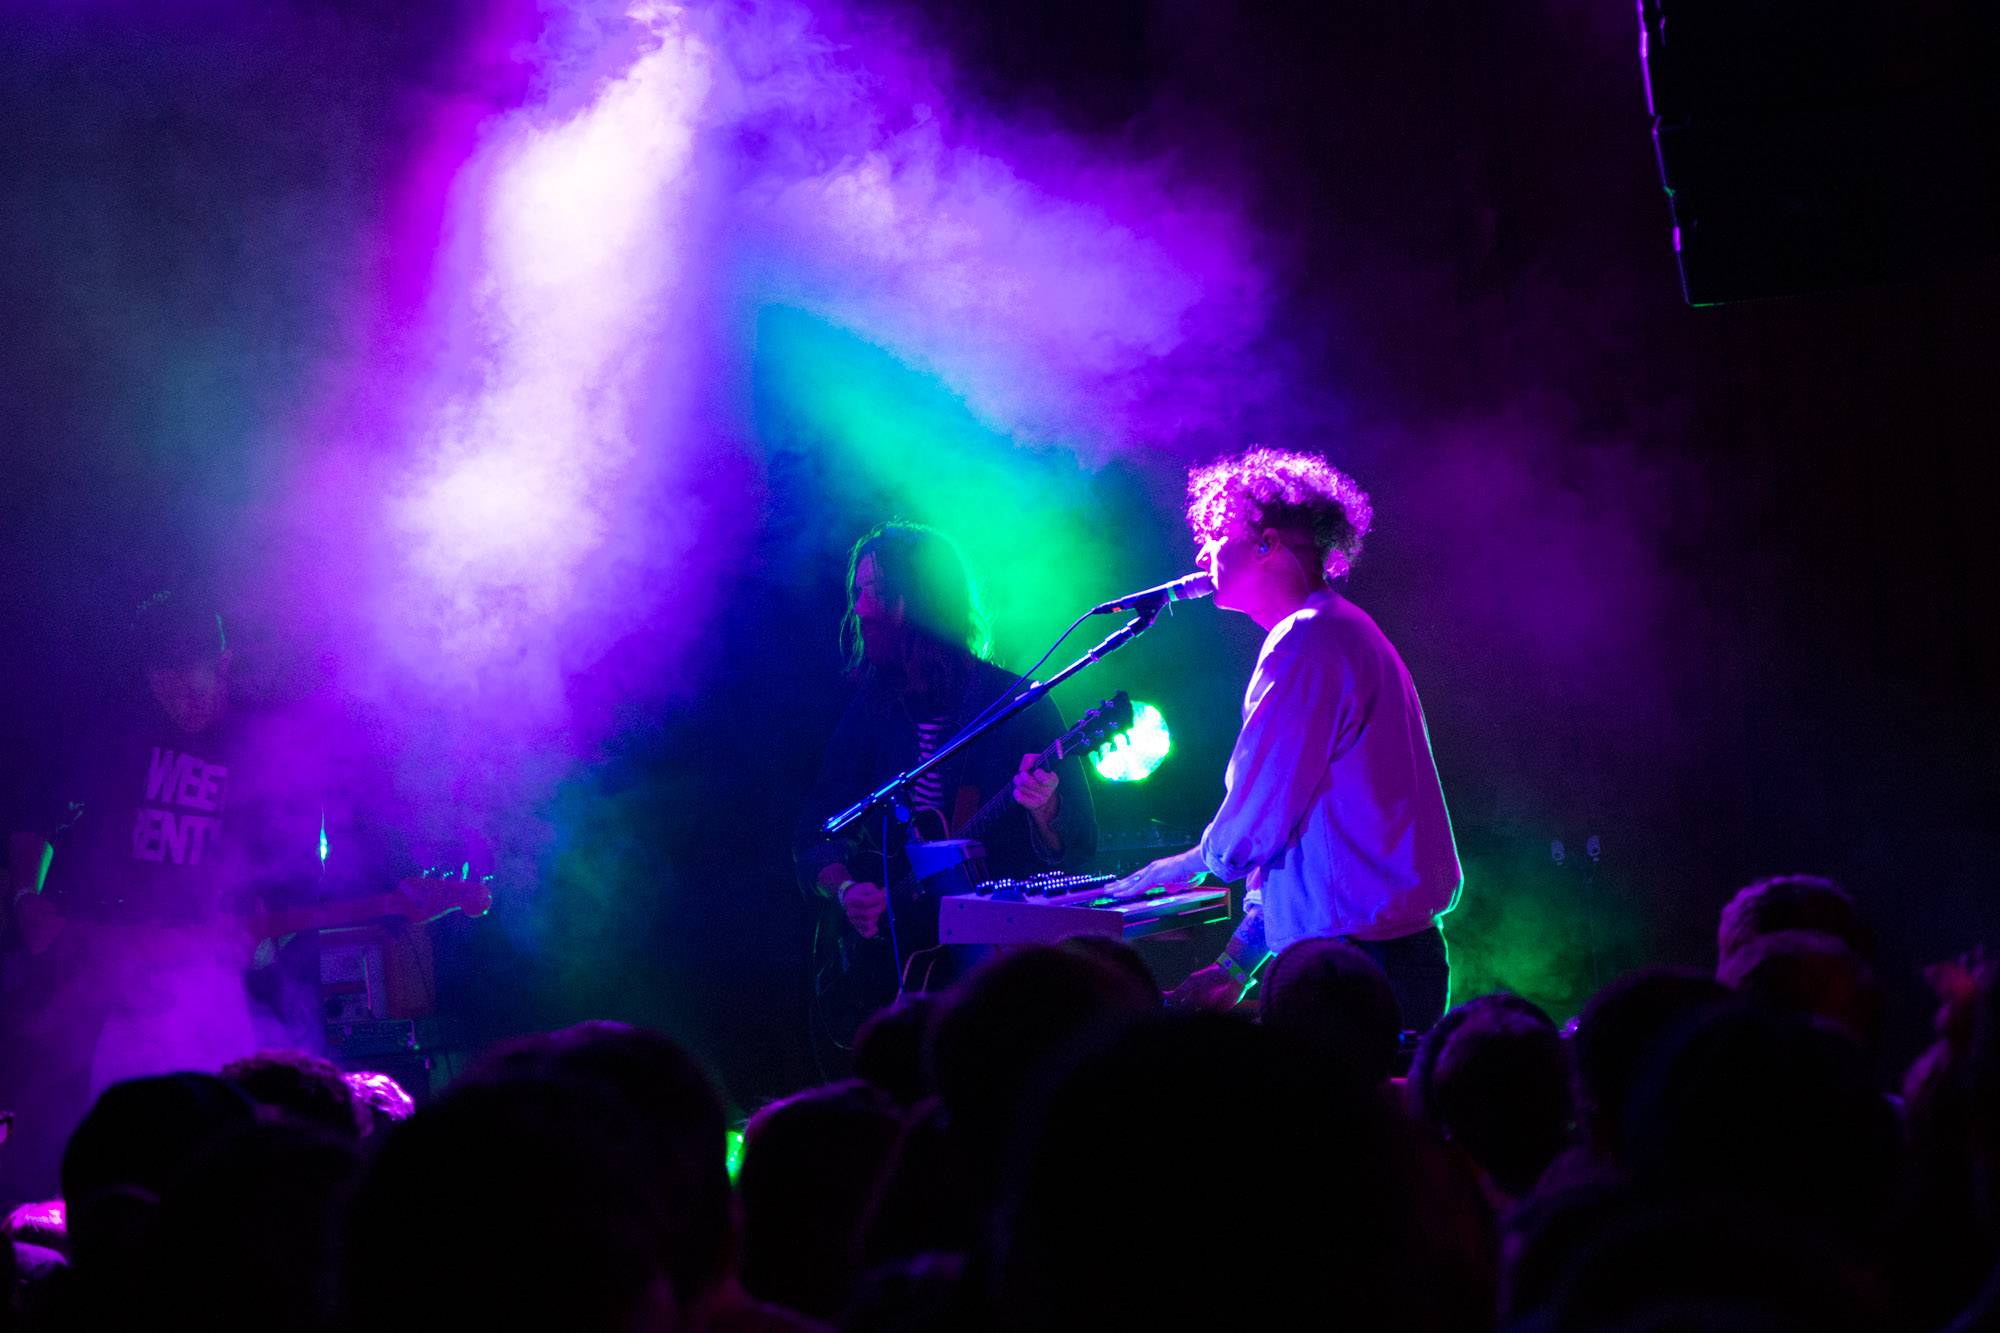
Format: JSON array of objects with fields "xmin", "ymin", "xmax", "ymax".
[{"xmin": 7, "ymin": 0, "xmax": 1993, "ymax": 1105}]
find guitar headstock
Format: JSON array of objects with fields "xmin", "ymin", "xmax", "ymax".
[
  {"xmin": 50, "ymin": 801, "xmax": 86, "ymax": 840},
  {"xmin": 392, "ymin": 864, "xmax": 496, "ymax": 924},
  {"xmin": 1062, "ymin": 690, "xmax": 1135, "ymax": 758}
]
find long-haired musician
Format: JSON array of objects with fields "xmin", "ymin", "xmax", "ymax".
[{"xmin": 796, "ymin": 521, "xmax": 1096, "ymax": 972}]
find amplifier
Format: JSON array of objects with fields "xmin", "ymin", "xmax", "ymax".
[{"xmin": 319, "ymin": 923, "xmax": 438, "ymax": 1021}]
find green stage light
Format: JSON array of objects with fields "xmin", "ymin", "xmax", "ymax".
[{"xmin": 1091, "ymin": 701, "xmax": 1171, "ymax": 783}]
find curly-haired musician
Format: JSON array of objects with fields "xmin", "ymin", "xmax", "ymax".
[{"xmin": 1110, "ymin": 448, "xmax": 1462, "ymax": 1030}]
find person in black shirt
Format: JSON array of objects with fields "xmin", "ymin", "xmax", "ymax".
[
  {"xmin": 797, "ymin": 523, "xmax": 1096, "ymax": 1007},
  {"xmin": 1, "ymin": 592, "xmax": 327, "ymax": 1200}
]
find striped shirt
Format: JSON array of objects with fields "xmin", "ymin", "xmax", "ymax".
[{"xmin": 912, "ymin": 716, "xmax": 948, "ymax": 813}]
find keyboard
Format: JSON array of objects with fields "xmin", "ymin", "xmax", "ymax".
[
  {"xmin": 937, "ymin": 874, "xmax": 1230, "ymax": 946},
  {"xmin": 973, "ymin": 871, "xmax": 1120, "ymax": 898}
]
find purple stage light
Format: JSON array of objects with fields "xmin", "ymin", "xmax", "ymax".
[{"xmin": 269, "ymin": 0, "xmax": 1276, "ymax": 885}]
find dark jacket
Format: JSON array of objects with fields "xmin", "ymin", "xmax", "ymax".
[{"xmin": 795, "ymin": 659, "xmax": 1098, "ymax": 892}]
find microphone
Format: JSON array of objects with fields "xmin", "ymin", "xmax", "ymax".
[{"xmin": 1089, "ymin": 572, "xmax": 1214, "ymax": 616}]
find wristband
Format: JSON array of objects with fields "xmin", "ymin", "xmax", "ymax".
[
  {"xmin": 1217, "ymin": 949, "xmax": 1273, "ymax": 991},
  {"xmin": 833, "ymin": 879, "xmax": 857, "ymax": 905}
]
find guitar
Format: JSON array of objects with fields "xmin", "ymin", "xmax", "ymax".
[
  {"xmin": 809, "ymin": 691, "xmax": 1136, "ymax": 1068},
  {"xmin": 7, "ymin": 864, "xmax": 493, "ymax": 960},
  {"xmin": 247, "ymin": 865, "xmax": 494, "ymax": 943},
  {"xmin": 2, "ymin": 866, "xmax": 496, "ymax": 1090}
]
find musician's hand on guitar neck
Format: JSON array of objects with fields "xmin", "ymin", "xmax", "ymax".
[
  {"xmin": 1105, "ymin": 848, "xmax": 1209, "ymax": 901},
  {"xmin": 1012, "ymin": 754, "xmax": 1060, "ymax": 821},
  {"xmin": 838, "ymin": 881, "xmax": 887, "ymax": 939}
]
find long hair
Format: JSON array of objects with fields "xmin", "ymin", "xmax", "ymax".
[{"xmin": 839, "ymin": 521, "xmax": 990, "ymax": 705}]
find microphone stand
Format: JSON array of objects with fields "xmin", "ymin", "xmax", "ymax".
[
  {"xmin": 821, "ymin": 598, "xmax": 1169, "ymax": 841},
  {"xmin": 817, "ymin": 592, "xmax": 1177, "ymax": 999}
]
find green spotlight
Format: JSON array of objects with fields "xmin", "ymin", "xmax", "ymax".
[
  {"xmin": 726, "ymin": 1127, "xmax": 746, "ymax": 1184},
  {"xmin": 1090, "ymin": 701, "xmax": 1171, "ymax": 783}
]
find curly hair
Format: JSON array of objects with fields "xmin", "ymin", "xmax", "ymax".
[
  {"xmin": 1186, "ymin": 447, "xmax": 1374, "ymax": 581},
  {"xmin": 221, "ymin": 1049, "xmax": 362, "ymax": 1140}
]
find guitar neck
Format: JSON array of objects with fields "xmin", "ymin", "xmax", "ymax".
[
  {"xmin": 958, "ymin": 737, "xmax": 1064, "ymax": 843},
  {"xmin": 246, "ymin": 892, "xmax": 410, "ymax": 941}
]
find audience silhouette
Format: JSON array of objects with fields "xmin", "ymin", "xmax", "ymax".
[{"xmin": 9, "ymin": 871, "xmax": 2000, "ymax": 1332}]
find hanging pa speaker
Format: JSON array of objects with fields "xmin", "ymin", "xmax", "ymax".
[{"xmin": 1637, "ymin": 0, "xmax": 1999, "ymax": 305}]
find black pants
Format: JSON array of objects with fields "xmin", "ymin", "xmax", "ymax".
[{"xmin": 1345, "ymin": 923, "xmax": 1450, "ymax": 1033}]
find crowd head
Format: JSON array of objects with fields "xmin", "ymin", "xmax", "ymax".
[
  {"xmin": 1260, "ymin": 936, "xmax": 1402, "ymax": 1085},
  {"xmin": 738, "ymin": 1081, "xmax": 902, "ymax": 1321},
  {"xmin": 221, "ymin": 1051, "xmax": 362, "ymax": 1141},
  {"xmin": 1568, "ymin": 966, "xmax": 1727, "ymax": 1158},
  {"xmin": 1717, "ymin": 872, "xmax": 1872, "ymax": 969}
]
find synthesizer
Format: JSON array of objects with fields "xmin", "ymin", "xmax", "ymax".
[{"xmin": 936, "ymin": 871, "xmax": 1230, "ymax": 946}]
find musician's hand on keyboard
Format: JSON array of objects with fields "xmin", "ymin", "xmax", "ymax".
[
  {"xmin": 1106, "ymin": 849, "xmax": 1204, "ymax": 901},
  {"xmin": 839, "ymin": 881, "xmax": 886, "ymax": 938},
  {"xmin": 1103, "ymin": 868, "xmax": 1157, "ymax": 901}
]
